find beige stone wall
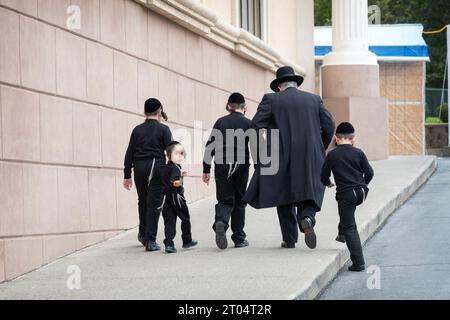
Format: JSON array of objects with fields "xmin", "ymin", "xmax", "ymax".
[
  {"xmin": 202, "ymin": 0, "xmax": 235, "ymax": 26},
  {"xmin": 293, "ymin": 0, "xmax": 315, "ymax": 93},
  {"xmin": 267, "ymin": 0, "xmax": 315, "ymax": 92},
  {"xmin": 203, "ymin": 0, "xmax": 306, "ymax": 64},
  {"xmin": 0, "ymin": 0, "xmax": 274, "ymax": 282},
  {"xmin": 266, "ymin": 0, "xmax": 297, "ymax": 62},
  {"xmin": 200, "ymin": 0, "xmax": 316, "ymax": 93},
  {"xmin": 315, "ymin": 61, "xmax": 321, "ymax": 95},
  {"xmin": 315, "ymin": 60, "xmax": 425, "ymax": 155}
]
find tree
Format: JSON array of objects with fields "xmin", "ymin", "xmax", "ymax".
[
  {"xmin": 314, "ymin": 0, "xmax": 450, "ymax": 88},
  {"xmin": 314, "ymin": 0, "xmax": 331, "ymax": 26}
]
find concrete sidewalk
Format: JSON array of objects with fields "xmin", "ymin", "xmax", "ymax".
[{"xmin": 0, "ymin": 156, "xmax": 436, "ymax": 300}]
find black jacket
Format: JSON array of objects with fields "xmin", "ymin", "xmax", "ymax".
[
  {"xmin": 162, "ymin": 161, "xmax": 185, "ymax": 195},
  {"xmin": 243, "ymin": 88, "xmax": 335, "ymax": 210},
  {"xmin": 123, "ymin": 119, "xmax": 172, "ymax": 179},
  {"xmin": 203, "ymin": 112, "xmax": 252, "ymax": 174},
  {"xmin": 320, "ymin": 144, "xmax": 374, "ymax": 195}
]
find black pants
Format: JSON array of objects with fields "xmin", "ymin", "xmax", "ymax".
[
  {"xmin": 336, "ymin": 187, "xmax": 369, "ymax": 266},
  {"xmin": 133, "ymin": 158, "xmax": 165, "ymax": 243},
  {"xmin": 212, "ymin": 163, "xmax": 249, "ymax": 244},
  {"xmin": 162, "ymin": 192, "xmax": 192, "ymax": 247},
  {"xmin": 276, "ymin": 200, "xmax": 318, "ymax": 245}
]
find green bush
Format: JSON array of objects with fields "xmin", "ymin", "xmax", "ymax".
[
  {"xmin": 426, "ymin": 116, "xmax": 442, "ymax": 124},
  {"xmin": 439, "ymin": 103, "xmax": 448, "ymax": 123}
]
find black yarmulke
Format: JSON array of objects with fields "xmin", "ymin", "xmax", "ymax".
[
  {"xmin": 336, "ymin": 122, "xmax": 355, "ymax": 134},
  {"xmin": 166, "ymin": 141, "xmax": 180, "ymax": 148},
  {"xmin": 144, "ymin": 98, "xmax": 162, "ymax": 113},
  {"xmin": 228, "ymin": 92, "xmax": 245, "ymax": 104}
]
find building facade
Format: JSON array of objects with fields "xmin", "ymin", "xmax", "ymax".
[{"xmin": 0, "ymin": 0, "xmax": 314, "ymax": 282}]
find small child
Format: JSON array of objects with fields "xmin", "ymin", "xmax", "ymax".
[
  {"xmin": 320, "ymin": 122, "xmax": 374, "ymax": 272},
  {"xmin": 161, "ymin": 141, "xmax": 198, "ymax": 253},
  {"xmin": 123, "ymin": 98, "xmax": 172, "ymax": 252},
  {"xmin": 202, "ymin": 92, "xmax": 252, "ymax": 250}
]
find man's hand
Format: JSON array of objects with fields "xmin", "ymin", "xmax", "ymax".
[
  {"xmin": 123, "ymin": 179, "xmax": 133, "ymax": 190},
  {"xmin": 202, "ymin": 173, "xmax": 210, "ymax": 186},
  {"xmin": 327, "ymin": 182, "xmax": 336, "ymax": 188},
  {"xmin": 181, "ymin": 170, "xmax": 187, "ymax": 177}
]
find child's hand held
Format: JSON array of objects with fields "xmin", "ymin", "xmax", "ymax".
[
  {"xmin": 202, "ymin": 173, "xmax": 210, "ymax": 186},
  {"xmin": 123, "ymin": 179, "xmax": 133, "ymax": 190}
]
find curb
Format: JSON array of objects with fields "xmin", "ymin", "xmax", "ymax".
[{"xmin": 291, "ymin": 156, "xmax": 438, "ymax": 300}]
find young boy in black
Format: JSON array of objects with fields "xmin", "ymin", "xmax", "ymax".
[
  {"xmin": 202, "ymin": 92, "xmax": 252, "ymax": 250},
  {"xmin": 320, "ymin": 122, "xmax": 374, "ymax": 272},
  {"xmin": 123, "ymin": 98, "xmax": 172, "ymax": 252},
  {"xmin": 161, "ymin": 141, "xmax": 198, "ymax": 253}
]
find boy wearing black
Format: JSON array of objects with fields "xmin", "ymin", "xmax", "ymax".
[
  {"xmin": 123, "ymin": 98, "xmax": 172, "ymax": 252},
  {"xmin": 202, "ymin": 93, "xmax": 252, "ymax": 250},
  {"xmin": 320, "ymin": 122, "xmax": 374, "ymax": 272},
  {"xmin": 161, "ymin": 141, "xmax": 198, "ymax": 253}
]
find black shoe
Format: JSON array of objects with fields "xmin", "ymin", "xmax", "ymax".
[
  {"xmin": 335, "ymin": 234, "xmax": 346, "ymax": 243},
  {"xmin": 138, "ymin": 233, "xmax": 146, "ymax": 246},
  {"xmin": 234, "ymin": 240, "xmax": 249, "ymax": 248},
  {"xmin": 182, "ymin": 240, "xmax": 198, "ymax": 249},
  {"xmin": 165, "ymin": 245, "xmax": 177, "ymax": 253},
  {"xmin": 300, "ymin": 217, "xmax": 317, "ymax": 249},
  {"xmin": 145, "ymin": 241, "xmax": 161, "ymax": 252},
  {"xmin": 281, "ymin": 241, "xmax": 295, "ymax": 248},
  {"xmin": 215, "ymin": 221, "xmax": 228, "ymax": 250},
  {"xmin": 348, "ymin": 264, "xmax": 366, "ymax": 272}
]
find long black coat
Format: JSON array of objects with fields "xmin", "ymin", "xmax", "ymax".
[{"xmin": 243, "ymin": 87, "xmax": 335, "ymax": 211}]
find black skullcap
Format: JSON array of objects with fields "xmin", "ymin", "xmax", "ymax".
[
  {"xmin": 228, "ymin": 92, "xmax": 245, "ymax": 104},
  {"xmin": 165, "ymin": 141, "xmax": 182, "ymax": 155},
  {"xmin": 336, "ymin": 122, "xmax": 355, "ymax": 135},
  {"xmin": 166, "ymin": 141, "xmax": 181, "ymax": 148},
  {"xmin": 144, "ymin": 98, "xmax": 162, "ymax": 113}
]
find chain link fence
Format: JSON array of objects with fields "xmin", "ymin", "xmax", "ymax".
[{"xmin": 426, "ymin": 88, "xmax": 448, "ymax": 117}]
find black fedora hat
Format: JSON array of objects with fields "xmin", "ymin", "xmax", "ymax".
[{"xmin": 270, "ymin": 66, "xmax": 304, "ymax": 92}]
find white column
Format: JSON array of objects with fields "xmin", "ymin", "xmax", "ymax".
[{"xmin": 323, "ymin": 0, "xmax": 377, "ymax": 66}]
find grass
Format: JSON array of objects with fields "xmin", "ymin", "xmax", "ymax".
[{"xmin": 426, "ymin": 116, "xmax": 444, "ymax": 124}]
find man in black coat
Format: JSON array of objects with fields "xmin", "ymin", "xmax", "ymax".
[{"xmin": 243, "ymin": 66, "xmax": 335, "ymax": 249}]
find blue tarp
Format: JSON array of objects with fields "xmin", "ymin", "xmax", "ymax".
[
  {"xmin": 314, "ymin": 24, "xmax": 430, "ymax": 60},
  {"xmin": 315, "ymin": 45, "xmax": 429, "ymax": 58}
]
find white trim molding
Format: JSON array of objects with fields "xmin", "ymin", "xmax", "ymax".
[
  {"xmin": 231, "ymin": 0, "xmax": 240, "ymax": 28},
  {"xmin": 260, "ymin": 0, "xmax": 268, "ymax": 42},
  {"xmin": 134, "ymin": 0, "xmax": 306, "ymax": 76}
]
